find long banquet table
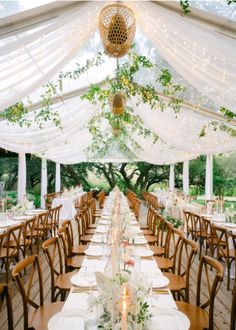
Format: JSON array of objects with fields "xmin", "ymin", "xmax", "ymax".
[{"xmin": 48, "ymin": 192, "xmax": 191, "ymax": 330}]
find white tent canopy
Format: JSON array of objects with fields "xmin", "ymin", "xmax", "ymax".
[{"xmin": 0, "ymin": 1, "xmax": 235, "ymax": 165}]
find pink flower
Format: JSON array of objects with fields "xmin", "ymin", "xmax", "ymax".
[
  {"xmin": 123, "ymin": 240, "xmax": 131, "ymax": 247},
  {"xmin": 125, "ymin": 259, "xmax": 135, "ymax": 267}
]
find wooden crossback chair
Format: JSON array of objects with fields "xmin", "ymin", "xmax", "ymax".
[
  {"xmin": 1, "ymin": 223, "xmax": 24, "ymax": 282},
  {"xmin": 213, "ymin": 225, "xmax": 235, "ymax": 290},
  {"xmin": 177, "ymin": 255, "xmax": 224, "ymax": 330},
  {"xmin": 150, "ymin": 213, "xmax": 166, "ymax": 257},
  {"xmin": 165, "ymin": 237, "xmax": 198, "ymax": 302},
  {"xmin": 0, "ymin": 283, "xmax": 13, "ymax": 330},
  {"xmin": 155, "ymin": 223, "xmax": 181, "ymax": 272},
  {"xmin": 183, "ymin": 210, "xmax": 192, "ymax": 238},
  {"xmin": 58, "ymin": 226, "xmax": 84, "ymax": 272},
  {"xmin": 12, "ymin": 255, "xmax": 64, "ymax": 330},
  {"xmin": 201, "ymin": 217, "xmax": 218, "ymax": 258},
  {"xmin": 42, "ymin": 236, "xmax": 75, "ymax": 302},
  {"xmin": 231, "ymin": 283, "xmax": 236, "ymax": 330},
  {"xmin": 230, "ymin": 231, "xmax": 236, "ymax": 288},
  {"xmin": 62, "ymin": 220, "xmax": 86, "ymax": 255},
  {"xmin": 46, "ymin": 205, "xmax": 62, "ymax": 237}
]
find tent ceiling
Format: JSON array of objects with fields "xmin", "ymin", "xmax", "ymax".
[{"xmin": 0, "ymin": 1, "xmax": 235, "ymax": 165}]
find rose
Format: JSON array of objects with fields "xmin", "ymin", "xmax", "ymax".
[
  {"xmin": 123, "ymin": 240, "xmax": 131, "ymax": 247},
  {"xmin": 125, "ymin": 259, "xmax": 135, "ymax": 267}
]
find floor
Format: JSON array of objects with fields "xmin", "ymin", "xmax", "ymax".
[{"xmin": 0, "ymin": 203, "xmax": 234, "ymax": 330}]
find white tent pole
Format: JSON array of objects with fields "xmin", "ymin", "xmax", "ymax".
[
  {"xmin": 169, "ymin": 164, "xmax": 175, "ymax": 191},
  {"xmin": 55, "ymin": 162, "xmax": 61, "ymax": 192},
  {"xmin": 205, "ymin": 154, "xmax": 213, "ymax": 200},
  {"xmin": 17, "ymin": 153, "xmax": 26, "ymax": 203},
  {"xmin": 183, "ymin": 160, "xmax": 189, "ymax": 195},
  {"xmin": 40, "ymin": 159, "xmax": 47, "ymax": 209}
]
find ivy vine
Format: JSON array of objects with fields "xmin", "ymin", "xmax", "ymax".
[{"xmin": 179, "ymin": 0, "xmax": 236, "ymax": 15}]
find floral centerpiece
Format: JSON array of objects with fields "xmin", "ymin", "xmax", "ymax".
[
  {"xmin": 11, "ymin": 196, "xmax": 33, "ymax": 215},
  {"xmin": 225, "ymin": 205, "xmax": 236, "ymax": 224},
  {"xmin": 91, "ymin": 271, "xmax": 152, "ymax": 330}
]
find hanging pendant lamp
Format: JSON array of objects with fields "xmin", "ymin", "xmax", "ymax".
[
  {"xmin": 109, "ymin": 92, "xmax": 126, "ymax": 115},
  {"xmin": 99, "ymin": 3, "xmax": 136, "ymax": 58}
]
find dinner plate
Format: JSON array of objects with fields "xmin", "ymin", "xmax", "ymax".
[
  {"xmin": 134, "ymin": 248, "xmax": 154, "ymax": 257},
  {"xmin": 0, "ymin": 220, "xmax": 14, "ymax": 228},
  {"xmin": 91, "ymin": 235, "xmax": 103, "ymax": 243},
  {"xmin": 12, "ymin": 215, "xmax": 31, "ymax": 221},
  {"xmin": 70, "ymin": 274, "xmax": 97, "ymax": 287},
  {"xmin": 95, "ymin": 226, "xmax": 109, "ymax": 234},
  {"xmin": 85, "ymin": 247, "xmax": 103, "ymax": 257},
  {"xmin": 99, "ymin": 220, "xmax": 110, "ymax": 225},
  {"xmin": 48, "ymin": 309, "xmax": 95, "ymax": 330},
  {"xmin": 199, "ymin": 214, "xmax": 213, "ymax": 218},
  {"xmin": 134, "ymin": 237, "xmax": 147, "ymax": 245},
  {"xmin": 151, "ymin": 275, "xmax": 170, "ymax": 288},
  {"xmin": 30, "ymin": 209, "xmax": 45, "ymax": 214},
  {"xmin": 225, "ymin": 223, "xmax": 236, "ymax": 228},
  {"xmin": 150, "ymin": 308, "xmax": 190, "ymax": 330}
]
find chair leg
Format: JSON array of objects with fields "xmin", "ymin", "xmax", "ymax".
[{"xmin": 227, "ymin": 258, "xmax": 230, "ymax": 291}]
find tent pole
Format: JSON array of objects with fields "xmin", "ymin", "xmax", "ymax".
[
  {"xmin": 40, "ymin": 158, "xmax": 47, "ymax": 209},
  {"xmin": 17, "ymin": 153, "xmax": 26, "ymax": 203}
]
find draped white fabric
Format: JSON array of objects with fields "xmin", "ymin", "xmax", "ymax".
[
  {"xmin": 17, "ymin": 153, "xmax": 26, "ymax": 203},
  {"xmin": 169, "ymin": 164, "xmax": 175, "ymax": 191},
  {"xmin": 131, "ymin": 1, "xmax": 236, "ymax": 112},
  {"xmin": 0, "ymin": 1, "xmax": 104, "ymax": 111},
  {"xmin": 132, "ymin": 99, "xmax": 236, "ymax": 155},
  {"xmin": 205, "ymin": 154, "xmax": 213, "ymax": 200},
  {"xmin": 55, "ymin": 162, "xmax": 61, "ymax": 192},
  {"xmin": 0, "ymin": 1, "xmax": 235, "ymax": 165},
  {"xmin": 0, "ymin": 98, "xmax": 97, "ymax": 154},
  {"xmin": 183, "ymin": 161, "xmax": 189, "ymax": 195},
  {"xmin": 40, "ymin": 159, "xmax": 47, "ymax": 209},
  {"xmin": 0, "ymin": 95, "xmax": 235, "ymax": 164}
]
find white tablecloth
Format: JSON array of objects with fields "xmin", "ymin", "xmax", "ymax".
[
  {"xmin": 51, "ymin": 197, "xmax": 77, "ymax": 221},
  {"xmin": 60, "ymin": 195, "xmax": 180, "ymax": 330},
  {"xmin": 51, "ymin": 191, "xmax": 86, "ymax": 221}
]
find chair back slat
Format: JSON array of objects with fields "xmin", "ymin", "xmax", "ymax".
[
  {"xmin": 12, "ymin": 255, "xmax": 44, "ymax": 330},
  {"xmin": 196, "ymin": 255, "xmax": 224, "ymax": 330},
  {"xmin": 42, "ymin": 237, "xmax": 63, "ymax": 302},
  {"xmin": 0, "ymin": 283, "xmax": 14, "ymax": 330}
]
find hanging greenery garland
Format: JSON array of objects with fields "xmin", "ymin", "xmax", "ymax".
[{"xmin": 0, "ymin": 47, "xmax": 235, "ymax": 158}]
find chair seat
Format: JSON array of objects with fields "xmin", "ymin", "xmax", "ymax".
[
  {"xmin": 219, "ymin": 248, "xmax": 235, "ymax": 259},
  {"xmin": 145, "ymin": 235, "xmax": 157, "ymax": 245},
  {"xmin": 164, "ymin": 273, "xmax": 186, "ymax": 292},
  {"xmin": 81, "ymin": 235, "xmax": 92, "ymax": 243},
  {"xmin": 140, "ymin": 224, "xmax": 148, "ymax": 230},
  {"xmin": 86, "ymin": 229, "xmax": 95, "ymax": 235},
  {"xmin": 155, "ymin": 256, "xmax": 173, "ymax": 270},
  {"xmin": 29, "ymin": 301, "xmax": 64, "ymax": 330},
  {"xmin": 88, "ymin": 224, "xmax": 97, "ymax": 229},
  {"xmin": 72, "ymin": 245, "xmax": 87, "ymax": 255},
  {"xmin": 7, "ymin": 238, "xmax": 31, "ymax": 248},
  {"xmin": 176, "ymin": 301, "xmax": 208, "ymax": 330},
  {"xmin": 67, "ymin": 255, "xmax": 84, "ymax": 269},
  {"xmin": 0, "ymin": 247, "xmax": 18, "ymax": 258},
  {"xmin": 142, "ymin": 229, "xmax": 152, "ymax": 235},
  {"xmin": 150, "ymin": 246, "xmax": 165, "ymax": 256},
  {"xmin": 55, "ymin": 271, "xmax": 76, "ymax": 290}
]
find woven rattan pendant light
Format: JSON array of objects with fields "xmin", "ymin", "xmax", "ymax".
[
  {"xmin": 99, "ymin": 2, "xmax": 136, "ymax": 58},
  {"xmin": 109, "ymin": 92, "xmax": 126, "ymax": 114}
]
